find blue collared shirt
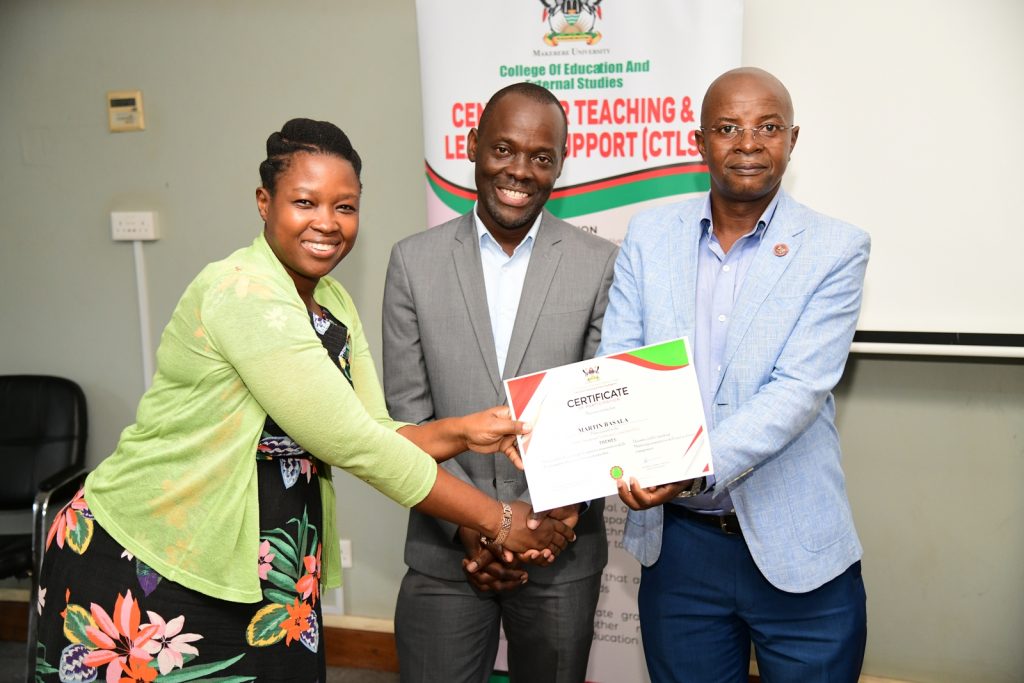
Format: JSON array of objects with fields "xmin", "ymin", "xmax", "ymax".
[
  {"xmin": 680, "ymin": 191, "xmax": 781, "ymax": 513},
  {"xmin": 473, "ymin": 203, "xmax": 541, "ymax": 376}
]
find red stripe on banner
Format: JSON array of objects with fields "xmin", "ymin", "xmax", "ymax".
[
  {"xmin": 550, "ymin": 163, "xmax": 709, "ymax": 199},
  {"xmin": 425, "ymin": 161, "xmax": 476, "ymax": 200},
  {"xmin": 684, "ymin": 425, "xmax": 704, "ymax": 456},
  {"xmin": 507, "ymin": 372, "xmax": 546, "ymax": 418},
  {"xmin": 608, "ymin": 353, "xmax": 687, "ymax": 371},
  {"xmin": 427, "ymin": 161, "xmax": 709, "ymax": 203}
]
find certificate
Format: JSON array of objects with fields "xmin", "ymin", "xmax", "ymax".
[{"xmin": 503, "ymin": 338, "xmax": 712, "ymax": 512}]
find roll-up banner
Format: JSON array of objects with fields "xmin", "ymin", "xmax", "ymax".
[
  {"xmin": 416, "ymin": 0, "xmax": 742, "ymax": 244},
  {"xmin": 415, "ymin": 2, "xmax": 742, "ymax": 680}
]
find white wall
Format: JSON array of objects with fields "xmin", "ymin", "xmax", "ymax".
[
  {"xmin": 747, "ymin": 0, "xmax": 1024, "ymax": 337},
  {"xmin": 0, "ymin": 0, "xmax": 426, "ymax": 618},
  {"xmin": 1, "ymin": 2, "xmax": 1022, "ymax": 681}
]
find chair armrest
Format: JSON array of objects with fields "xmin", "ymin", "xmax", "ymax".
[
  {"xmin": 37, "ymin": 465, "xmax": 88, "ymax": 498},
  {"xmin": 32, "ymin": 466, "xmax": 89, "ymax": 566}
]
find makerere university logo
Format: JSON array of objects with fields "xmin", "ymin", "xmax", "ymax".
[{"xmin": 540, "ymin": 0, "xmax": 604, "ymax": 45}]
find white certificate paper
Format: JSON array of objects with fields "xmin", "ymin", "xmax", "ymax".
[{"xmin": 503, "ymin": 338, "xmax": 713, "ymax": 512}]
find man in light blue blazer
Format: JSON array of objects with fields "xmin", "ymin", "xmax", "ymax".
[{"xmin": 599, "ymin": 67, "xmax": 869, "ymax": 683}]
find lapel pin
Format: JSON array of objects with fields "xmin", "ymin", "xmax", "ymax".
[{"xmin": 773, "ymin": 243, "xmax": 789, "ymax": 257}]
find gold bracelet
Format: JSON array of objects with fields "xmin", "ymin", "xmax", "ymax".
[{"xmin": 481, "ymin": 501, "xmax": 513, "ymax": 547}]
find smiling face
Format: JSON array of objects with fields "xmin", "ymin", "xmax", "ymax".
[
  {"xmin": 256, "ymin": 151, "xmax": 360, "ymax": 303},
  {"xmin": 468, "ymin": 92, "xmax": 566, "ymax": 247},
  {"xmin": 696, "ymin": 69, "xmax": 799, "ymax": 211}
]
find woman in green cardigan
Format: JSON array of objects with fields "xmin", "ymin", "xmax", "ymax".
[{"xmin": 35, "ymin": 119, "xmax": 569, "ymax": 682}]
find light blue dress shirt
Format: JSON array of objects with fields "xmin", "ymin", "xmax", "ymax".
[
  {"xmin": 679, "ymin": 191, "xmax": 781, "ymax": 513},
  {"xmin": 473, "ymin": 204, "xmax": 541, "ymax": 375}
]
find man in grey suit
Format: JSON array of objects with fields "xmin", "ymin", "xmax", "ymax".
[{"xmin": 383, "ymin": 83, "xmax": 617, "ymax": 683}]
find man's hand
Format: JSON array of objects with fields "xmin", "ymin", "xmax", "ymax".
[
  {"xmin": 546, "ymin": 503, "xmax": 582, "ymax": 528},
  {"xmin": 517, "ymin": 503, "xmax": 582, "ymax": 566},
  {"xmin": 616, "ymin": 477, "xmax": 694, "ymax": 510},
  {"xmin": 458, "ymin": 527, "xmax": 528, "ymax": 592}
]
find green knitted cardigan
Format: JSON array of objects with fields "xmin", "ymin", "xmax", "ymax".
[{"xmin": 85, "ymin": 233, "xmax": 436, "ymax": 602}]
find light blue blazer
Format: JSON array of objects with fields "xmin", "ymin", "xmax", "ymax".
[{"xmin": 598, "ymin": 190, "xmax": 870, "ymax": 593}]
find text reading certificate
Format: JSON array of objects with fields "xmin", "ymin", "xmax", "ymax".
[{"xmin": 503, "ymin": 338, "xmax": 712, "ymax": 512}]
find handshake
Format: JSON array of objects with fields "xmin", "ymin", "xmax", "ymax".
[
  {"xmin": 458, "ymin": 501, "xmax": 582, "ymax": 593},
  {"xmin": 454, "ymin": 406, "xmax": 582, "ymax": 593}
]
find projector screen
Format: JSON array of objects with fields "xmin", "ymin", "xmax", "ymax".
[{"xmin": 744, "ymin": 1, "xmax": 1024, "ymax": 355}]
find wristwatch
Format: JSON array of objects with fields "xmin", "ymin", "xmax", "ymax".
[{"xmin": 675, "ymin": 476, "xmax": 707, "ymax": 499}]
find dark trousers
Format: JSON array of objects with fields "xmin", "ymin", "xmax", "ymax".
[
  {"xmin": 638, "ymin": 508, "xmax": 867, "ymax": 683},
  {"xmin": 395, "ymin": 568, "xmax": 601, "ymax": 683}
]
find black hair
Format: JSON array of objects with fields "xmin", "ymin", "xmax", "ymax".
[
  {"xmin": 478, "ymin": 82, "xmax": 568, "ymax": 147},
  {"xmin": 258, "ymin": 118, "xmax": 362, "ymax": 193}
]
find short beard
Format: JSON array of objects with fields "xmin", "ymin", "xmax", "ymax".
[{"xmin": 480, "ymin": 193, "xmax": 540, "ymax": 232}]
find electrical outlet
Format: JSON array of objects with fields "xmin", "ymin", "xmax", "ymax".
[
  {"xmin": 340, "ymin": 538, "xmax": 353, "ymax": 568},
  {"xmin": 111, "ymin": 211, "xmax": 158, "ymax": 241},
  {"xmin": 320, "ymin": 586, "xmax": 345, "ymax": 616}
]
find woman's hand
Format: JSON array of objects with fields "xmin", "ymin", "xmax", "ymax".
[
  {"xmin": 503, "ymin": 437, "xmax": 525, "ymax": 470},
  {"xmin": 516, "ymin": 503, "xmax": 582, "ymax": 566},
  {"xmin": 498, "ymin": 500, "xmax": 573, "ymax": 560},
  {"xmin": 460, "ymin": 406, "xmax": 530, "ymax": 455},
  {"xmin": 397, "ymin": 407, "xmax": 529, "ymax": 463}
]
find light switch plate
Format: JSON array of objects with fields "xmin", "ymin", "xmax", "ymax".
[
  {"xmin": 340, "ymin": 539, "xmax": 353, "ymax": 568},
  {"xmin": 111, "ymin": 211, "xmax": 158, "ymax": 241}
]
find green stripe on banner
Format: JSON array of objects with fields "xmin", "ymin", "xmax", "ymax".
[
  {"xmin": 427, "ymin": 171, "xmax": 711, "ymax": 221},
  {"xmin": 427, "ymin": 174, "xmax": 474, "ymax": 215},
  {"xmin": 489, "ymin": 674, "xmax": 510, "ymax": 683},
  {"xmin": 630, "ymin": 339, "xmax": 689, "ymax": 367},
  {"xmin": 546, "ymin": 171, "xmax": 710, "ymax": 219}
]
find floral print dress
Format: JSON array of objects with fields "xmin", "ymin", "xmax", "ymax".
[{"xmin": 35, "ymin": 306, "xmax": 353, "ymax": 683}]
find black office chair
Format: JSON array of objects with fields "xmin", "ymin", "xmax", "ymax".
[{"xmin": 0, "ymin": 375, "xmax": 88, "ymax": 682}]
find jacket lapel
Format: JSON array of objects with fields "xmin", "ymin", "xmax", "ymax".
[
  {"xmin": 669, "ymin": 210, "xmax": 700, "ymax": 343},
  {"xmin": 452, "ymin": 215, "xmax": 502, "ymax": 394},
  {"xmin": 503, "ymin": 214, "xmax": 560, "ymax": 379}
]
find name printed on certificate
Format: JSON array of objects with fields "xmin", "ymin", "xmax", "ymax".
[{"xmin": 504, "ymin": 338, "xmax": 713, "ymax": 512}]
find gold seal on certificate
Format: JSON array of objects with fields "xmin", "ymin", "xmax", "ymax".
[{"xmin": 503, "ymin": 338, "xmax": 713, "ymax": 512}]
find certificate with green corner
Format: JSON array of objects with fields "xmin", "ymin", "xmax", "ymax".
[{"xmin": 503, "ymin": 337, "xmax": 713, "ymax": 512}]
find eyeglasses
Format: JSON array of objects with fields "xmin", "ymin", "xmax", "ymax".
[{"xmin": 700, "ymin": 123, "xmax": 796, "ymax": 141}]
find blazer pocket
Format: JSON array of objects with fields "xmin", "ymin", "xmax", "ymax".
[
  {"xmin": 780, "ymin": 450, "xmax": 846, "ymax": 553},
  {"xmin": 537, "ymin": 300, "xmax": 592, "ymax": 316}
]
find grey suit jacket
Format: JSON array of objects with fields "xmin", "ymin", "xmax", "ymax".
[{"xmin": 383, "ymin": 210, "xmax": 618, "ymax": 583}]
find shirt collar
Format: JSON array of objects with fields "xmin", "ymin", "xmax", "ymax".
[
  {"xmin": 474, "ymin": 202, "xmax": 542, "ymax": 255},
  {"xmin": 699, "ymin": 189, "xmax": 784, "ymax": 242}
]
